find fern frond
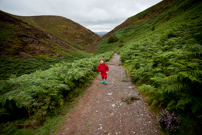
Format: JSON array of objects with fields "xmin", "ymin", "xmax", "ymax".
[
  {"xmin": 165, "ymin": 83, "xmax": 185, "ymax": 93},
  {"xmin": 151, "ymin": 99, "xmax": 159, "ymax": 106},
  {"xmin": 138, "ymin": 84, "xmax": 155, "ymax": 94},
  {"xmin": 179, "ymin": 71, "xmax": 201, "ymax": 83},
  {"xmin": 167, "ymin": 100, "xmax": 176, "ymax": 110},
  {"xmin": 191, "ymin": 99, "xmax": 202, "ymax": 114},
  {"xmin": 192, "ymin": 70, "xmax": 202, "ymax": 78},
  {"xmin": 167, "ymin": 74, "xmax": 179, "ymax": 82},
  {"xmin": 170, "ymin": 62, "xmax": 187, "ymax": 69},
  {"xmin": 176, "ymin": 96, "xmax": 192, "ymax": 110}
]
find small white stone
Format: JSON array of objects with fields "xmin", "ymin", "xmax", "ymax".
[
  {"xmin": 112, "ymin": 104, "xmax": 116, "ymax": 107},
  {"xmin": 107, "ymin": 92, "xmax": 113, "ymax": 96},
  {"xmin": 131, "ymin": 131, "xmax": 135, "ymax": 134}
]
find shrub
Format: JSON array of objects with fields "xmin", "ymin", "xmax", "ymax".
[
  {"xmin": 119, "ymin": 39, "xmax": 124, "ymax": 43},
  {"xmin": 0, "ymin": 57, "xmax": 62, "ymax": 80},
  {"xmin": 118, "ymin": 40, "xmax": 124, "ymax": 47},
  {"xmin": 118, "ymin": 43, "xmax": 124, "ymax": 47},
  {"xmin": 151, "ymin": 25, "xmax": 155, "ymax": 31},
  {"xmin": 157, "ymin": 109, "xmax": 180, "ymax": 133},
  {"xmin": 108, "ymin": 35, "xmax": 119, "ymax": 43}
]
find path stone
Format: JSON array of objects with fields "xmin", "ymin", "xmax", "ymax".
[{"xmin": 57, "ymin": 53, "xmax": 158, "ymax": 135}]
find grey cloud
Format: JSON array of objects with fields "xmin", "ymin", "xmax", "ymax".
[{"xmin": 0, "ymin": 0, "xmax": 162, "ymax": 32}]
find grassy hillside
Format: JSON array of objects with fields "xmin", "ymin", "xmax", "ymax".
[
  {"xmin": 96, "ymin": 0, "xmax": 202, "ymax": 134},
  {"xmin": 17, "ymin": 15, "xmax": 100, "ymax": 51},
  {"xmin": 96, "ymin": 0, "xmax": 201, "ymax": 54},
  {"xmin": 0, "ymin": 11, "xmax": 93, "ymax": 80},
  {"xmin": 1, "ymin": 11, "xmax": 77, "ymax": 58}
]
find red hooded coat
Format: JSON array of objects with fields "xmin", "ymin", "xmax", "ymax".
[{"xmin": 98, "ymin": 63, "xmax": 109, "ymax": 79}]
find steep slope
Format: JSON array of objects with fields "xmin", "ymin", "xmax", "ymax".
[
  {"xmin": 96, "ymin": 0, "xmax": 202, "ymax": 134},
  {"xmin": 0, "ymin": 10, "xmax": 93, "ymax": 80},
  {"xmin": 98, "ymin": 0, "xmax": 174, "ymax": 40},
  {"xmin": 90, "ymin": 0, "xmax": 171, "ymax": 51},
  {"xmin": 96, "ymin": 0, "xmax": 201, "ymax": 53},
  {"xmin": 0, "ymin": 10, "xmax": 81, "ymax": 58},
  {"xmin": 17, "ymin": 15, "xmax": 100, "ymax": 51}
]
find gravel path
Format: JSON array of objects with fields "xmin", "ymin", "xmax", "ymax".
[{"xmin": 57, "ymin": 54, "xmax": 159, "ymax": 135}]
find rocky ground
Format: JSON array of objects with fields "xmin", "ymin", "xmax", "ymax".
[{"xmin": 57, "ymin": 54, "xmax": 159, "ymax": 135}]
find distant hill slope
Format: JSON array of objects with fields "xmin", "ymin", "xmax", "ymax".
[
  {"xmin": 96, "ymin": 0, "xmax": 202, "ymax": 53},
  {"xmin": 94, "ymin": 0, "xmax": 173, "ymax": 50},
  {"xmin": 16, "ymin": 15, "xmax": 100, "ymax": 51},
  {"xmin": 0, "ymin": 10, "xmax": 95, "ymax": 79},
  {"xmin": 0, "ymin": 10, "xmax": 92, "ymax": 58},
  {"xmin": 95, "ymin": 32, "xmax": 108, "ymax": 37}
]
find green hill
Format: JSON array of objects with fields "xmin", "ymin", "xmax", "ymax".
[
  {"xmin": 0, "ymin": 10, "xmax": 94, "ymax": 59},
  {"xmin": 96, "ymin": 0, "xmax": 202, "ymax": 54},
  {"xmin": 16, "ymin": 15, "xmax": 99, "ymax": 51},
  {"xmin": 96, "ymin": 0, "xmax": 202, "ymax": 134},
  {"xmin": 0, "ymin": 11, "xmax": 97, "ymax": 80}
]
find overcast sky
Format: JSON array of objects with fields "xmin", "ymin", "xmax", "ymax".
[{"xmin": 0, "ymin": 0, "xmax": 162, "ymax": 32}]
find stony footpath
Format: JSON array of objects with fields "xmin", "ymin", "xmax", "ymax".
[{"xmin": 57, "ymin": 54, "xmax": 159, "ymax": 135}]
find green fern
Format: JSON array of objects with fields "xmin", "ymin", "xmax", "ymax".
[
  {"xmin": 0, "ymin": 51, "xmax": 114, "ymax": 122},
  {"xmin": 119, "ymin": 20, "xmax": 202, "ymax": 131}
]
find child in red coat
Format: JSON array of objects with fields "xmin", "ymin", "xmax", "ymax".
[{"xmin": 98, "ymin": 58, "xmax": 109, "ymax": 84}]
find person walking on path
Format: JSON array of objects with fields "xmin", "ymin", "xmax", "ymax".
[{"xmin": 98, "ymin": 58, "xmax": 109, "ymax": 84}]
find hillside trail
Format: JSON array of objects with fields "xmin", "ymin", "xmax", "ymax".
[{"xmin": 57, "ymin": 53, "xmax": 159, "ymax": 135}]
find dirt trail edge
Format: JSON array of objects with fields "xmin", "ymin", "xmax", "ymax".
[{"xmin": 57, "ymin": 54, "xmax": 159, "ymax": 135}]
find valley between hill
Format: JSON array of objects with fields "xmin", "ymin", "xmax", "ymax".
[{"xmin": 1, "ymin": 0, "xmax": 202, "ymax": 134}]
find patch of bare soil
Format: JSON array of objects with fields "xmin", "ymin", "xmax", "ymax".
[{"xmin": 57, "ymin": 54, "xmax": 159, "ymax": 135}]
